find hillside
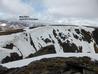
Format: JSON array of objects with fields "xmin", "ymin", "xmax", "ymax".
[{"xmin": 0, "ymin": 25, "xmax": 98, "ymax": 74}]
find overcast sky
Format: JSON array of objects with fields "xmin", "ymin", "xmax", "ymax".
[{"xmin": 0, "ymin": 0, "xmax": 98, "ymax": 20}]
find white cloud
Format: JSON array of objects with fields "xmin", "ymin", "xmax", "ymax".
[{"xmin": 0, "ymin": 0, "xmax": 36, "ymax": 19}]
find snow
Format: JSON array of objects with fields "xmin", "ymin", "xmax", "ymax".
[
  {"xmin": 0, "ymin": 23, "xmax": 7, "ymax": 26},
  {"xmin": 0, "ymin": 26, "xmax": 95, "ymax": 55},
  {"xmin": 0, "ymin": 26, "xmax": 96, "ymax": 56},
  {"xmin": 1, "ymin": 53, "xmax": 98, "ymax": 68},
  {"xmin": 0, "ymin": 25, "xmax": 98, "ymax": 68},
  {"xmin": 14, "ymin": 35, "xmax": 36, "ymax": 58}
]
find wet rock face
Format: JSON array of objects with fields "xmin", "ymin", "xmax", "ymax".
[{"xmin": 0, "ymin": 57, "xmax": 98, "ymax": 74}]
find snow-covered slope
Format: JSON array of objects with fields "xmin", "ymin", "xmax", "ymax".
[
  {"xmin": 0, "ymin": 25, "xmax": 98, "ymax": 65},
  {"xmin": 1, "ymin": 53, "xmax": 98, "ymax": 68}
]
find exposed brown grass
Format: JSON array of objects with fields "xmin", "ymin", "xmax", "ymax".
[{"xmin": 0, "ymin": 29, "xmax": 24, "ymax": 35}]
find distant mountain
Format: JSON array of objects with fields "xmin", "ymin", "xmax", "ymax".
[
  {"xmin": 0, "ymin": 18, "xmax": 98, "ymax": 32},
  {"xmin": 0, "ymin": 19, "xmax": 46, "ymax": 32}
]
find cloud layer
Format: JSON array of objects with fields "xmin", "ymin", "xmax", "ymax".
[{"xmin": 0, "ymin": 0, "xmax": 98, "ymax": 19}]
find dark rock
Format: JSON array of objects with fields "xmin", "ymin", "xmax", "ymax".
[
  {"xmin": 0, "ymin": 65, "xmax": 8, "ymax": 74},
  {"xmin": 59, "ymin": 32, "xmax": 66, "ymax": 40},
  {"xmin": 53, "ymin": 29, "xmax": 57, "ymax": 38},
  {"xmin": 92, "ymin": 28, "xmax": 98, "ymax": 44},
  {"xmin": 3, "ymin": 43, "xmax": 14, "ymax": 49},
  {"xmin": 27, "ymin": 45, "xmax": 56, "ymax": 58},
  {"xmin": 44, "ymin": 38, "xmax": 51, "ymax": 44},
  {"xmin": 29, "ymin": 34, "xmax": 37, "ymax": 51},
  {"xmin": 81, "ymin": 29, "xmax": 92, "ymax": 43},
  {"xmin": 61, "ymin": 42, "xmax": 80, "ymax": 52},
  {"xmin": 73, "ymin": 34, "xmax": 79, "ymax": 39},
  {"xmin": 75, "ymin": 29, "xmax": 80, "ymax": 34},
  {"xmin": 2, "ymin": 53, "xmax": 22, "ymax": 64}
]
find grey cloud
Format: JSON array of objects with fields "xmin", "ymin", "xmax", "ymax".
[{"xmin": 43, "ymin": 0, "xmax": 98, "ymax": 18}]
